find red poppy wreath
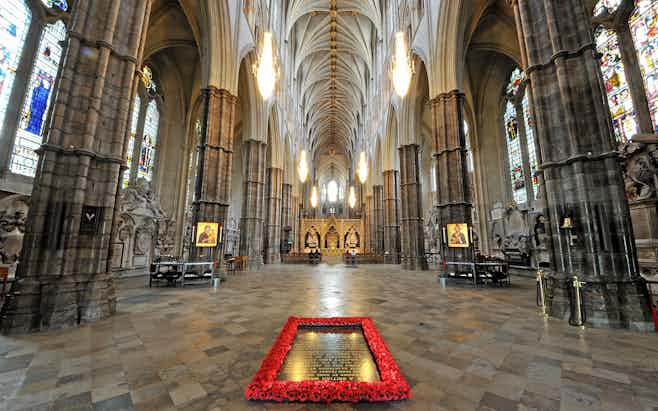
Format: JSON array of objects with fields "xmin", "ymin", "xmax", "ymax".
[{"xmin": 245, "ymin": 317, "xmax": 412, "ymax": 403}]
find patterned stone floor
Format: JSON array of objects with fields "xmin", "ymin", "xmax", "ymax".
[{"xmin": 1, "ymin": 263, "xmax": 657, "ymax": 411}]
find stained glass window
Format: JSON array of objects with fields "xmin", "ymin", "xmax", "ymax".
[
  {"xmin": 594, "ymin": 0, "xmax": 622, "ymax": 15},
  {"xmin": 630, "ymin": 0, "xmax": 658, "ymax": 132},
  {"xmin": 464, "ymin": 120, "xmax": 474, "ymax": 173},
  {"xmin": 506, "ymin": 68, "xmax": 525, "ymax": 97},
  {"xmin": 595, "ymin": 26, "xmax": 638, "ymax": 142},
  {"xmin": 0, "ymin": 2, "xmax": 31, "ymax": 138},
  {"xmin": 505, "ymin": 100, "xmax": 526, "ymax": 205},
  {"xmin": 138, "ymin": 100, "xmax": 159, "ymax": 181},
  {"xmin": 523, "ymin": 93, "xmax": 540, "ymax": 200},
  {"xmin": 141, "ymin": 65, "xmax": 156, "ymax": 93},
  {"xmin": 41, "ymin": 0, "xmax": 68, "ymax": 11},
  {"xmin": 122, "ymin": 95, "xmax": 141, "ymax": 188},
  {"xmin": 10, "ymin": 20, "xmax": 66, "ymax": 176}
]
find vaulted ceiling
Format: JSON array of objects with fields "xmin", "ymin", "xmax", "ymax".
[{"xmin": 287, "ymin": 0, "xmax": 380, "ymax": 168}]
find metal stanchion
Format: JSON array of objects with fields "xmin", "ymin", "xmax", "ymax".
[
  {"xmin": 536, "ymin": 269, "xmax": 547, "ymax": 316},
  {"xmin": 568, "ymin": 275, "xmax": 586, "ymax": 326}
]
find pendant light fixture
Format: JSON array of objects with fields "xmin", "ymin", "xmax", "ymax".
[
  {"xmin": 254, "ymin": 31, "xmax": 277, "ymax": 100},
  {"xmin": 298, "ymin": 150, "xmax": 309, "ymax": 183},
  {"xmin": 348, "ymin": 186, "xmax": 357, "ymax": 208},
  {"xmin": 357, "ymin": 151, "xmax": 369, "ymax": 183},
  {"xmin": 310, "ymin": 185, "xmax": 318, "ymax": 208},
  {"xmin": 391, "ymin": 31, "xmax": 414, "ymax": 98}
]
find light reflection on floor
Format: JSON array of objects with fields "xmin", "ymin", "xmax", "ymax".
[{"xmin": 277, "ymin": 326, "xmax": 380, "ymax": 382}]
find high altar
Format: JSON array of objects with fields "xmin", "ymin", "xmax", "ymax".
[{"xmin": 300, "ymin": 215, "xmax": 363, "ymax": 256}]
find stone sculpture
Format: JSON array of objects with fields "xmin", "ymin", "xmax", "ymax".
[{"xmin": 0, "ymin": 195, "xmax": 30, "ymax": 265}]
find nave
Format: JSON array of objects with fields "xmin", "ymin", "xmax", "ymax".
[{"xmin": 2, "ymin": 265, "xmax": 657, "ymax": 410}]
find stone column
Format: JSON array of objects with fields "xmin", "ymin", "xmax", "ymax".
[
  {"xmin": 281, "ymin": 183, "xmax": 293, "ymax": 254},
  {"xmin": 373, "ymin": 185, "xmax": 384, "ymax": 254},
  {"xmin": 291, "ymin": 194, "xmax": 299, "ymax": 252},
  {"xmin": 383, "ymin": 170, "xmax": 401, "ymax": 263},
  {"xmin": 265, "ymin": 168, "xmax": 283, "ymax": 263},
  {"xmin": 191, "ymin": 87, "xmax": 237, "ymax": 259},
  {"xmin": 511, "ymin": 0, "xmax": 653, "ymax": 329},
  {"xmin": 399, "ymin": 144, "xmax": 428, "ymax": 270},
  {"xmin": 363, "ymin": 194, "xmax": 368, "ymax": 253},
  {"xmin": 1, "ymin": 0, "xmax": 151, "ymax": 334},
  {"xmin": 239, "ymin": 140, "xmax": 266, "ymax": 268},
  {"xmin": 431, "ymin": 91, "xmax": 472, "ymax": 263}
]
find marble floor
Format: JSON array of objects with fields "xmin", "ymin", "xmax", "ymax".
[{"xmin": 1, "ymin": 263, "xmax": 657, "ymax": 411}]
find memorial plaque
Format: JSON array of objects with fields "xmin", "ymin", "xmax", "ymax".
[{"xmin": 277, "ymin": 325, "xmax": 381, "ymax": 382}]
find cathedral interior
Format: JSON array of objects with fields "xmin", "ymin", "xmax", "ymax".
[{"xmin": 0, "ymin": 0, "xmax": 658, "ymax": 409}]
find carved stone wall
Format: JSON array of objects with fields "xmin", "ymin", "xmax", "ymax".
[
  {"xmin": 489, "ymin": 202, "xmax": 550, "ymax": 267},
  {"xmin": 0, "ymin": 195, "xmax": 29, "ymax": 267},
  {"xmin": 112, "ymin": 179, "xmax": 175, "ymax": 272},
  {"xmin": 621, "ymin": 135, "xmax": 658, "ymax": 277}
]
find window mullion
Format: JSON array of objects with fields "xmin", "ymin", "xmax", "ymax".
[
  {"xmin": 617, "ymin": 22, "xmax": 654, "ymax": 134},
  {"xmin": 130, "ymin": 96, "xmax": 148, "ymax": 184},
  {"xmin": 0, "ymin": 19, "xmax": 44, "ymax": 174}
]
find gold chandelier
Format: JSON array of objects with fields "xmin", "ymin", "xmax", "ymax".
[
  {"xmin": 391, "ymin": 31, "xmax": 414, "ymax": 98},
  {"xmin": 357, "ymin": 151, "xmax": 368, "ymax": 183},
  {"xmin": 298, "ymin": 150, "xmax": 309, "ymax": 183},
  {"xmin": 348, "ymin": 186, "xmax": 357, "ymax": 208},
  {"xmin": 254, "ymin": 32, "xmax": 277, "ymax": 100},
  {"xmin": 310, "ymin": 185, "xmax": 318, "ymax": 208}
]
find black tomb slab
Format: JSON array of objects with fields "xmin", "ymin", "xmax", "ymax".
[{"xmin": 277, "ymin": 325, "xmax": 381, "ymax": 382}]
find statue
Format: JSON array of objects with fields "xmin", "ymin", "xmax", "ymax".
[
  {"xmin": 0, "ymin": 195, "xmax": 30, "ymax": 265},
  {"xmin": 114, "ymin": 178, "xmax": 174, "ymax": 271},
  {"xmin": 621, "ymin": 140, "xmax": 658, "ymax": 202}
]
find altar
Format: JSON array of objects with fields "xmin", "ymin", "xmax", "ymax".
[{"xmin": 301, "ymin": 216, "xmax": 363, "ymax": 256}]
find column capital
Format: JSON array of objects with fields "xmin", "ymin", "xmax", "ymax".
[{"xmin": 201, "ymin": 86, "xmax": 238, "ymax": 104}]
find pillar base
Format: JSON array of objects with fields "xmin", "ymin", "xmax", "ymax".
[
  {"xmin": 265, "ymin": 253, "xmax": 280, "ymax": 264},
  {"xmin": 401, "ymin": 256, "xmax": 428, "ymax": 271},
  {"xmin": 245, "ymin": 256, "xmax": 264, "ymax": 271},
  {"xmin": 1, "ymin": 273, "xmax": 116, "ymax": 335},
  {"xmin": 385, "ymin": 253, "xmax": 400, "ymax": 264},
  {"xmin": 546, "ymin": 274, "xmax": 654, "ymax": 331}
]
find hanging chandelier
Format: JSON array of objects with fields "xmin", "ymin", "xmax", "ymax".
[
  {"xmin": 348, "ymin": 186, "xmax": 357, "ymax": 208},
  {"xmin": 390, "ymin": 31, "xmax": 414, "ymax": 98},
  {"xmin": 310, "ymin": 185, "xmax": 318, "ymax": 208},
  {"xmin": 357, "ymin": 151, "xmax": 369, "ymax": 183},
  {"xmin": 254, "ymin": 31, "xmax": 277, "ymax": 100},
  {"xmin": 298, "ymin": 150, "xmax": 309, "ymax": 183}
]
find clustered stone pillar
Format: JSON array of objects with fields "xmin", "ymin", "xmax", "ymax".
[
  {"xmin": 281, "ymin": 183, "xmax": 293, "ymax": 254},
  {"xmin": 239, "ymin": 140, "xmax": 267, "ymax": 268},
  {"xmin": 192, "ymin": 87, "xmax": 237, "ymax": 258},
  {"xmin": 399, "ymin": 144, "xmax": 428, "ymax": 270},
  {"xmin": 511, "ymin": 0, "xmax": 653, "ymax": 329},
  {"xmin": 373, "ymin": 185, "xmax": 384, "ymax": 254},
  {"xmin": 291, "ymin": 194, "xmax": 300, "ymax": 252},
  {"xmin": 366, "ymin": 194, "xmax": 374, "ymax": 252},
  {"xmin": 431, "ymin": 91, "xmax": 472, "ymax": 263},
  {"xmin": 1, "ymin": 0, "xmax": 151, "ymax": 334},
  {"xmin": 383, "ymin": 170, "xmax": 401, "ymax": 263},
  {"xmin": 359, "ymin": 188, "xmax": 367, "ymax": 252},
  {"xmin": 265, "ymin": 168, "xmax": 283, "ymax": 263}
]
